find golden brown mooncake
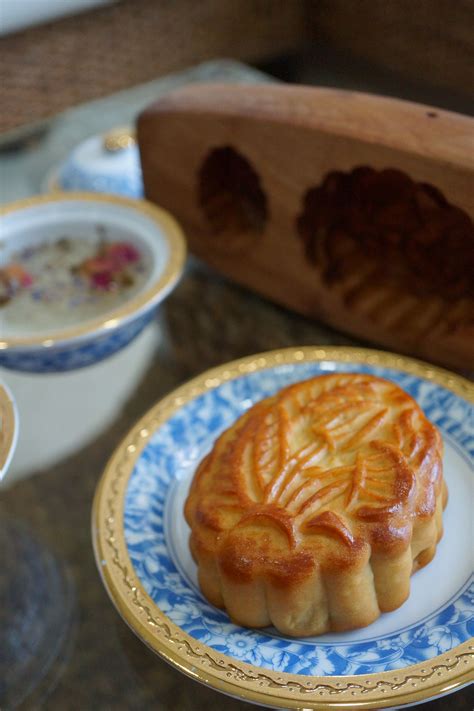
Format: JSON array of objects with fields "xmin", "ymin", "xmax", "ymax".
[{"xmin": 184, "ymin": 373, "xmax": 447, "ymax": 636}]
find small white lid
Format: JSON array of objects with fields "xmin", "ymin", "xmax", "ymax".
[{"xmin": 46, "ymin": 128, "xmax": 143, "ymax": 198}]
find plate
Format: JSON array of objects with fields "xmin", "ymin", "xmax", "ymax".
[{"xmin": 92, "ymin": 347, "xmax": 474, "ymax": 709}]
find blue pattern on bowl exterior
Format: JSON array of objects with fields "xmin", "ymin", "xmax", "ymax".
[
  {"xmin": 0, "ymin": 311, "xmax": 153, "ymax": 373},
  {"xmin": 53, "ymin": 132, "xmax": 143, "ymax": 198},
  {"xmin": 58, "ymin": 146, "xmax": 143, "ymax": 199},
  {"xmin": 124, "ymin": 360, "xmax": 473, "ymax": 677},
  {"xmin": 0, "ymin": 193, "xmax": 186, "ymax": 373}
]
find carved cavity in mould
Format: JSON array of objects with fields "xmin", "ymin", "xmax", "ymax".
[
  {"xmin": 297, "ymin": 166, "xmax": 474, "ymax": 333},
  {"xmin": 198, "ymin": 146, "xmax": 268, "ymax": 239}
]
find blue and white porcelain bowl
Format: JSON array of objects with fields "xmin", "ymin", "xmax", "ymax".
[
  {"xmin": 46, "ymin": 128, "xmax": 144, "ymax": 198},
  {"xmin": 0, "ymin": 193, "xmax": 186, "ymax": 373}
]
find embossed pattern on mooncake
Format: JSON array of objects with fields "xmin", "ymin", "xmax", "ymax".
[{"xmin": 185, "ymin": 373, "xmax": 446, "ymax": 636}]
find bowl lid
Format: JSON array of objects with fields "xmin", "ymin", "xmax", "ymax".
[{"xmin": 51, "ymin": 128, "xmax": 143, "ymax": 197}]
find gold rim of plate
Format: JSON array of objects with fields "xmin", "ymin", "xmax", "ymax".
[
  {"xmin": 0, "ymin": 382, "xmax": 17, "ymax": 474},
  {"xmin": 0, "ymin": 192, "xmax": 186, "ymax": 349},
  {"xmin": 92, "ymin": 346, "xmax": 474, "ymax": 710}
]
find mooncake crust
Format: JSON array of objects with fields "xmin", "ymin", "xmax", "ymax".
[{"xmin": 184, "ymin": 373, "xmax": 446, "ymax": 636}]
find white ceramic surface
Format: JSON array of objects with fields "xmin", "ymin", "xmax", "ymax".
[{"xmin": 0, "ymin": 319, "xmax": 160, "ymax": 487}]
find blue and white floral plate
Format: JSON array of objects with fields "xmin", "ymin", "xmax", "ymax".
[{"xmin": 92, "ymin": 347, "xmax": 474, "ymax": 709}]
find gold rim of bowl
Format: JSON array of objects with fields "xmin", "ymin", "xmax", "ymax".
[
  {"xmin": 0, "ymin": 382, "xmax": 18, "ymax": 475},
  {"xmin": 0, "ymin": 192, "xmax": 187, "ymax": 349}
]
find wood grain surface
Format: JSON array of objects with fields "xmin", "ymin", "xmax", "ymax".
[{"xmin": 138, "ymin": 83, "xmax": 474, "ymax": 370}]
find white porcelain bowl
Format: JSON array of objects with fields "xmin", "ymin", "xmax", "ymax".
[{"xmin": 0, "ymin": 193, "xmax": 186, "ymax": 373}]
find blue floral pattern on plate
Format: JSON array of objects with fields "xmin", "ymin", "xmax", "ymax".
[{"xmin": 124, "ymin": 361, "xmax": 473, "ymax": 677}]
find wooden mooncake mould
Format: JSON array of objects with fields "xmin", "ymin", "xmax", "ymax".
[{"xmin": 137, "ymin": 84, "xmax": 474, "ymax": 370}]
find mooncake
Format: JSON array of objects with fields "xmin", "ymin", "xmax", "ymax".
[{"xmin": 184, "ymin": 373, "xmax": 446, "ymax": 636}]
